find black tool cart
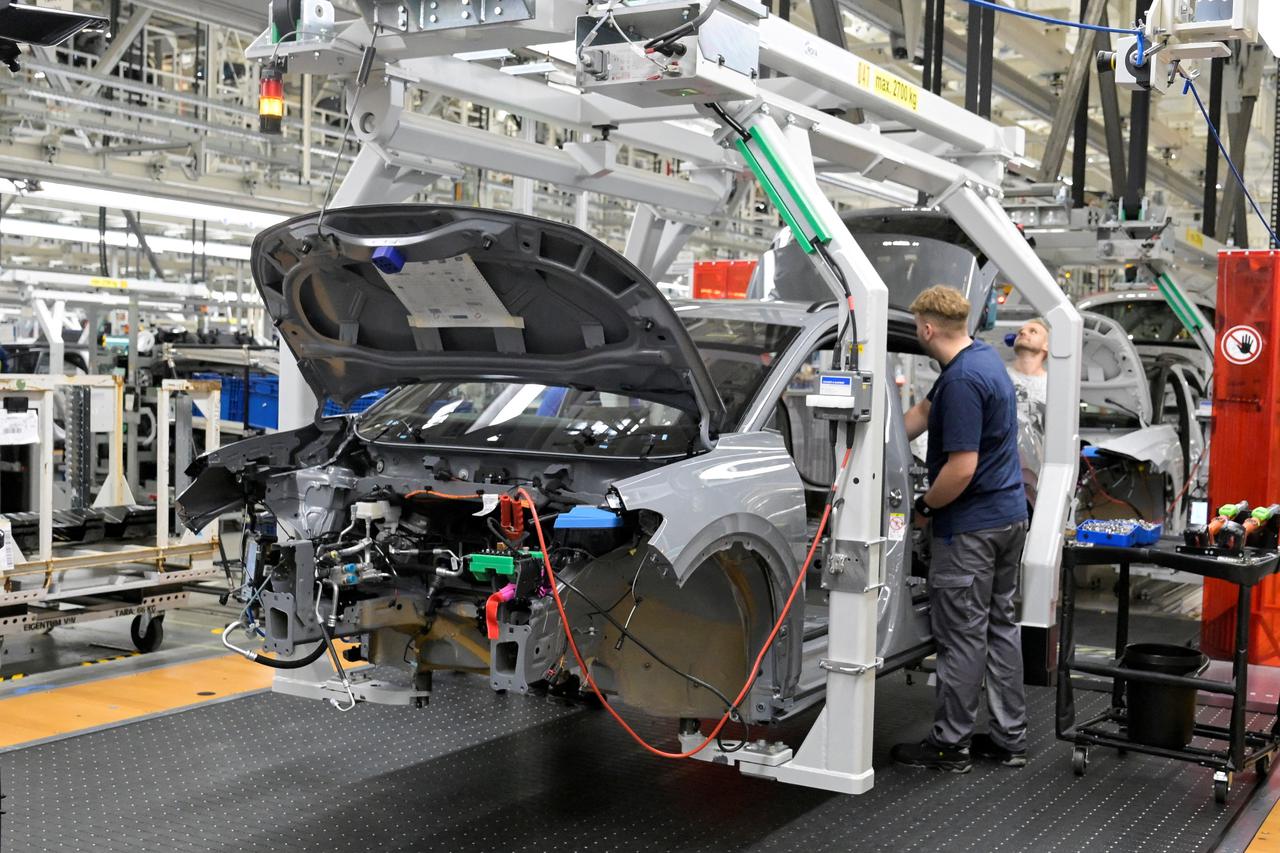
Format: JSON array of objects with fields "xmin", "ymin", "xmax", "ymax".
[{"xmin": 1055, "ymin": 542, "xmax": 1280, "ymax": 803}]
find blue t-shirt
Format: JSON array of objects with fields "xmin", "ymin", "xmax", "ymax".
[{"xmin": 925, "ymin": 339, "xmax": 1028, "ymax": 537}]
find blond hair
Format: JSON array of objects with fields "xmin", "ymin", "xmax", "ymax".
[{"xmin": 909, "ymin": 285, "xmax": 970, "ymax": 332}]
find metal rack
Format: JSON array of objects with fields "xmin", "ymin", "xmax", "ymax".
[
  {"xmin": 0, "ymin": 375, "xmax": 225, "ymax": 656},
  {"xmin": 1055, "ymin": 541, "xmax": 1280, "ymax": 803}
]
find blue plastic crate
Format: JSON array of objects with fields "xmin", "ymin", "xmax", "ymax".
[
  {"xmin": 191, "ymin": 371, "xmax": 274, "ymax": 428},
  {"xmin": 247, "ymin": 375, "xmax": 279, "ymax": 429},
  {"xmin": 1134, "ymin": 521, "xmax": 1164, "ymax": 545},
  {"xmin": 1076, "ymin": 519, "xmax": 1140, "ymax": 547},
  {"xmin": 322, "ymin": 388, "xmax": 387, "ymax": 417}
]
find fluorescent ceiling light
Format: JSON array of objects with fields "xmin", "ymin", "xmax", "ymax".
[
  {"xmin": 455, "ymin": 49, "xmax": 513, "ymax": 61},
  {"xmin": 30, "ymin": 288, "xmax": 184, "ymax": 310},
  {"xmin": 501, "ymin": 61, "xmax": 558, "ymax": 76},
  {"xmin": 0, "ymin": 218, "xmax": 251, "ymax": 261},
  {"xmin": 0, "ymin": 180, "xmax": 286, "ymax": 230}
]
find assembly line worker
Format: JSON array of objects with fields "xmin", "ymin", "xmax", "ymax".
[
  {"xmin": 890, "ymin": 285, "xmax": 1029, "ymax": 774},
  {"xmin": 1008, "ymin": 318, "xmax": 1050, "ymax": 504}
]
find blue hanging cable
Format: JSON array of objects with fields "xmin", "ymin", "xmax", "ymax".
[
  {"xmin": 960, "ymin": 0, "xmax": 1277, "ymax": 246},
  {"xmin": 1182, "ymin": 74, "xmax": 1280, "ymax": 248},
  {"xmin": 959, "ymin": 0, "xmax": 1146, "ymax": 64}
]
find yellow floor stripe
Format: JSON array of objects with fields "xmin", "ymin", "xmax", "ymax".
[
  {"xmin": 0, "ymin": 644, "xmax": 363, "ymax": 750},
  {"xmin": 1249, "ymin": 797, "xmax": 1280, "ymax": 852}
]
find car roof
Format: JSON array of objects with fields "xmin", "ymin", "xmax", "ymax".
[
  {"xmin": 671, "ymin": 298, "xmax": 925, "ymax": 354},
  {"xmin": 1077, "ymin": 288, "xmax": 1213, "ymax": 309}
]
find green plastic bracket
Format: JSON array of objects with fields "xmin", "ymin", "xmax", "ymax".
[
  {"xmin": 751, "ymin": 131, "xmax": 831, "ymax": 245},
  {"xmin": 736, "ymin": 137, "xmax": 815, "ymax": 254},
  {"xmin": 466, "ymin": 550, "xmax": 545, "ymax": 580},
  {"xmin": 468, "ymin": 553, "xmax": 515, "ymax": 578},
  {"xmin": 1156, "ymin": 272, "xmax": 1204, "ymax": 334}
]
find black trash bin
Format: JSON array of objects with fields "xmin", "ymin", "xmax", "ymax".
[{"xmin": 1122, "ymin": 643, "xmax": 1209, "ymax": 749}]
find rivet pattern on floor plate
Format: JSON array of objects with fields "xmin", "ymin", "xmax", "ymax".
[{"xmin": 0, "ymin": 671, "xmax": 1265, "ymax": 852}]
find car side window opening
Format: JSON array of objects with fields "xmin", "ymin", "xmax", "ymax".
[
  {"xmin": 679, "ymin": 316, "xmax": 801, "ymax": 429},
  {"xmin": 774, "ymin": 345, "xmax": 837, "ymax": 519}
]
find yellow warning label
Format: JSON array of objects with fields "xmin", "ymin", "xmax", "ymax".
[
  {"xmin": 1185, "ymin": 228, "xmax": 1205, "ymax": 249},
  {"xmin": 89, "ymin": 277, "xmax": 129, "ymax": 289},
  {"xmin": 857, "ymin": 61, "xmax": 920, "ymax": 112}
]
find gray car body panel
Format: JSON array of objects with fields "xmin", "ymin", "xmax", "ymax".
[{"xmin": 610, "ymin": 431, "xmax": 808, "ymax": 586}]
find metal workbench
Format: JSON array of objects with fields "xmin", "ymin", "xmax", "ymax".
[{"xmin": 1056, "ymin": 541, "xmax": 1280, "ymax": 803}]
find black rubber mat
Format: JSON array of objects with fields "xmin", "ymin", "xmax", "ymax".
[{"xmin": 0, "ymin": 669, "xmax": 1268, "ymax": 853}]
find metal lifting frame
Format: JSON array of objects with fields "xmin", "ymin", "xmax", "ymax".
[{"xmin": 255, "ymin": 0, "xmax": 1083, "ymax": 795}]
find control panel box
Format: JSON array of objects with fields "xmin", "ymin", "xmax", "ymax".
[{"xmin": 575, "ymin": 0, "xmax": 764, "ymax": 108}]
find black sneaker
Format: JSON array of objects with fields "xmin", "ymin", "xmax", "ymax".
[
  {"xmin": 890, "ymin": 739, "xmax": 972, "ymax": 773},
  {"xmin": 971, "ymin": 732, "xmax": 1028, "ymax": 767}
]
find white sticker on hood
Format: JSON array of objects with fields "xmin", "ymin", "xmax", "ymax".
[{"xmin": 384, "ymin": 255, "xmax": 526, "ymax": 330}]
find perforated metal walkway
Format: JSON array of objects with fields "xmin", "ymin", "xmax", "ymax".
[{"xmin": 1, "ymin": 666, "xmax": 1271, "ymax": 853}]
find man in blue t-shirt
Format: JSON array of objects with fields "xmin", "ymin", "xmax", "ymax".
[{"xmin": 890, "ymin": 285, "xmax": 1030, "ymax": 774}]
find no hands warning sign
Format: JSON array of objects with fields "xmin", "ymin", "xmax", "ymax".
[{"xmin": 1222, "ymin": 324, "xmax": 1264, "ymax": 366}]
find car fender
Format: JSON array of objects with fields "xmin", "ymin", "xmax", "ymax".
[{"xmin": 610, "ymin": 432, "xmax": 807, "ymax": 587}]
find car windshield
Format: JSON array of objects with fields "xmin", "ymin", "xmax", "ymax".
[
  {"xmin": 353, "ymin": 315, "xmax": 801, "ymax": 455},
  {"xmin": 1086, "ymin": 298, "xmax": 1214, "ymax": 343},
  {"xmin": 356, "ymin": 383, "xmax": 701, "ymax": 458},
  {"xmin": 678, "ymin": 314, "xmax": 801, "ymax": 426},
  {"xmin": 770, "ymin": 233, "xmax": 984, "ymax": 317}
]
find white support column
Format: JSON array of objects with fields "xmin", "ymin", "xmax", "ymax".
[
  {"xmin": 623, "ymin": 204, "xmax": 664, "ymax": 273},
  {"xmin": 156, "ymin": 383, "xmax": 170, "ymax": 547},
  {"xmin": 694, "ymin": 116, "xmax": 888, "ymax": 795},
  {"xmin": 941, "ymin": 188, "xmax": 1082, "ymax": 679},
  {"xmin": 624, "ymin": 205, "xmax": 699, "ymax": 280},
  {"xmin": 32, "ymin": 299, "xmax": 65, "ymax": 374},
  {"xmin": 93, "ymin": 377, "xmax": 136, "ymax": 507},
  {"xmin": 513, "ymin": 119, "xmax": 536, "ymax": 215},
  {"xmin": 302, "ymin": 74, "xmax": 314, "ymax": 183},
  {"xmin": 277, "ymin": 340, "xmax": 317, "ymax": 432},
  {"xmin": 37, "ymin": 389, "xmax": 54, "ymax": 564}
]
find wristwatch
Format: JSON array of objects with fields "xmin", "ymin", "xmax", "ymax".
[{"xmin": 913, "ymin": 495, "xmax": 934, "ymax": 518}]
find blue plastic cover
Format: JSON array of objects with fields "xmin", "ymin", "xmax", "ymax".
[
  {"xmin": 371, "ymin": 245, "xmax": 405, "ymax": 274},
  {"xmin": 554, "ymin": 506, "xmax": 623, "ymax": 529}
]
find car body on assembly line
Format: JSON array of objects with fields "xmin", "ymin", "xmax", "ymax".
[{"xmin": 178, "ymin": 205, "xmax": 964, "ymax": 723}]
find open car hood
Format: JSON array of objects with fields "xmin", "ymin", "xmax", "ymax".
[
  {"xmin": 252, "ymin": 205, "xmax": 726, "ymax": 431},
  {"xmin": 1077, "ymin": 311, "xmax": 1153, "ymax": 424}
]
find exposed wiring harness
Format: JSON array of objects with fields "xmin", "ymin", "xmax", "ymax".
[
  {"xmin": 1166, "ymin": 444, "xmax": 1209, "ymax": 521},
  {"xmin": 515, "ymin": 446, "xmax": 852, "ymax": 759},
  {"xmin": 1081, "ymin": 453, "xmax": 1149, "ymax": 521},
  {"xmin": 554, "ymin": 574, "xmax": 751, "ymax": 751}
]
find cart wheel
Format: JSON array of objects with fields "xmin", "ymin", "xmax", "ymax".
[
  {"xmin": 1072, "ymin": 746, "xmax": 1088, "ymax": 776},
  {"xmin": 1214, "ymin": 770, "xmax": 1232, "ymax": 804},
  {"xmin": 1259, "ymin": 755, "xmax": 1273, "ymax": 778},
  {"xmin": 130, "ymin": 614, "xmax": 164, "ymax": 653}
]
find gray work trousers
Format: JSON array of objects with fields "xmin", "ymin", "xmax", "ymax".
[{"xmin": 928, "ymin": 521, "xmax": 1028, "ymax": 751}]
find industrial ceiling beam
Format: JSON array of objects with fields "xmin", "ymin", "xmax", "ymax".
[
  {"xmin": 846, "ymin": 0, "xmax": 1202, "ymax": 205},
  {"xmin": 1092, "ymin": 12, "xmax": 1128, "ymax": 200},
  {"xmin": 810, "ymin": 0, "xmax": 848, "ymax": 49},
  {"xmin": 1217, "ymin": 45, "xmax": 1266, "ymax": 245},
  {"xmin": 121, "ymin": 211, "xmax": 166, "ymax": 279},
  {"xmin": 1037, "ymin": 0, "xmax": 1107, "ymax": 183},
  {"xmin": 81, "ymin": 11, "xmax": 153, "ymax": 99}
]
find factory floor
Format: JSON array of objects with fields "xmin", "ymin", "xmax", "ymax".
[{"xmin": 1, "ymin": 590, "xmax": 1279, "ymax": 852}]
